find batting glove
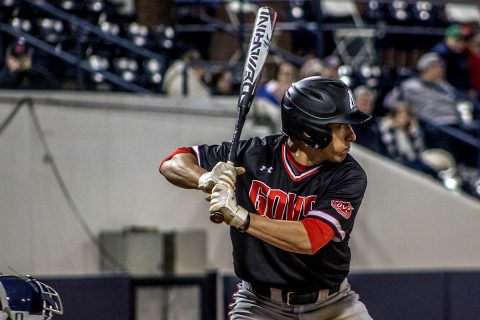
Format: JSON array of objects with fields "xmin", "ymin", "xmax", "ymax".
[
  {"xmin": 209, "ymin": 183, "xmax": 250, "ymax": 231},
  {"xmin": 198, "ymin": 161, "xmax": 245, "ymax": 193}
]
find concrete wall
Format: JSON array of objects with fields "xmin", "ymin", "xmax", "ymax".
[
  {"xmin": 1, "ymin": 91, "xmax": 479, "ymax": 276},
  {"xmin": 350, "ymin": 145, "xmax": 480, "ymax": 271}
]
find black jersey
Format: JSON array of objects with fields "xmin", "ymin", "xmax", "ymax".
[{"xmin": 193, "ymin": 134, "xmax": 367, "ymax": 291}]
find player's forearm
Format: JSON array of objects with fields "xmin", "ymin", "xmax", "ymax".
[
  {"xmin": 160, "ymin": 153, "xmax": 206, "ymax": 189},
  {"xmin": 246, "ymin": 214, "xmax": 313, "ymax": 254}
]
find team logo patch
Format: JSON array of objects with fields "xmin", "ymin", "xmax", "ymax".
[{"xmin": 331, "ymin": 200, "xmax": 354, "ymax": 219}]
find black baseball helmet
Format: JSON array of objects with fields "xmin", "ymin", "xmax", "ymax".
[{"xmin": 281, "ymin": 76, "xmax": 371, "ymax": 149}]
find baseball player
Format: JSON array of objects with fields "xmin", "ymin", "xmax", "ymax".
[{"xmin": 160, "ymin": 76, "xmax": 373, "ymax": 319}]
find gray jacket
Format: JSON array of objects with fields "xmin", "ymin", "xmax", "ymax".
[{"xmin": 383, "ymin": 77, "xmax": 461, "ymax": 126}]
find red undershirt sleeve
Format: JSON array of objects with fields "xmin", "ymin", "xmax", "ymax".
[
  {"xmin": 301, "ymin": 218, "xmax": 335, "ymax": 254},
  {"xmin": 159, "ymin": 147, "xmax": 195, "ymax": 171}
]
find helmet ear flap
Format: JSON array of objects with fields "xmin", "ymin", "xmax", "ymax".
[{"xmin": 303, "ymin": 126, "xmax": 332, "ymax": 149}]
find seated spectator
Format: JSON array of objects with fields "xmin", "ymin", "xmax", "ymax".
[
  {"xmin": 378, "ymin": 101, "xmax": 438, "ymax": 176},
  {"xmin": 0, "ymin": 38, "xmax": 58, "ymax": 90},
  {"xmin": 162, "ymin": 48, "xmax": 209, "ymax": 96},
  {"xmin": 256, "ymin": 61, "xmax": 297, "ymax": 106},
  {"xmin": 383, "ymin": 52, "xmax": 472, "ymax": 128},
  {"xmin": 209, "ymin": 69, "xmax": 235, "ymax": 96},
  {"xmin": 383, "ymin": 52, "xmax": 478, "ymax": 162},
  {"xmin": 352, "ymin": 85, "xmax": 386, "ymax": 154},
  {"xmin": 299, "ymin": 56, "xmax": 325, "ymax": 78},
  {"xmin": 466, "ymin": 31, "xmax": 480, "ymax": 99},
  {"xmin": 254, "ymin": 61, "xmax": 298, "ymax": 133},
  {"xmin": 430, "ymin": 24, "xmax": 474, "ymax": 96},
  {"xmin": 322, "ymin": 55, "xmax": 341, "ymax": 78}
]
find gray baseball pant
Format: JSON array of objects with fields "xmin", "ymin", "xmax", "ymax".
[{"xmin": 228, "ymin": 280, "xmax": 373, "ymax": 320}]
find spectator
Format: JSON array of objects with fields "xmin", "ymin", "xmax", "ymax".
[
  {"xmin": 466, "ymin": 31, "xmax": 480, "ymax": 98},
  {"xmin": 383, "ymin": 52, "xmax": 475, "ymax": 160},
  {"xmin": 209, "ymin": 69, "xmax": 235, "ymax": 96},
  {"xmin": 380, "ymin": 103, "xmax": 471, "ymax": 196},
  {"xmin": 430, "ymin": 24, "xmax": 474, "ymax": 95},
  {"xmin": 378, "ymin": 101, "xmax": 438, "ymax": 176},
  {"xmin": 0, "ymin": 38, "xmax": 58, "ymax": 90},
  {"xmin": 322, "ymin": 55, "xmax": 342, "ymax": 78},
  {"xmin": 256, "ymin": 61, "xmax": 298, "ymax": 106},
  {"xmin": 162, "ymin": 48, "xmax": 210, "ymax": 96},
  {"xmin": 383, "ymin": 52, "xmax": 466, "ymax": 127},
  {"xmin": 352, "ymin": 85, "xmax": 385, "ymax": 154},
  {"xmin": 299, "ymin": 56, "xmax": 325, "ymax": 78},
  {"xmin": 254, "ymin": 61, "xmax": 298, "ymax": 133}
]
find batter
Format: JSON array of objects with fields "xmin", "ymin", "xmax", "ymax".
[{"xmin": 160, "ymin": 76, "xmax": 373, "ymax": 319}]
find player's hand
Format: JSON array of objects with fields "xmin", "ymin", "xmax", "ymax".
[
  {"xmin": 209, "ymin": 183, "xmax": 249, "ymax": 231},
  {"xmin": 198, "ymin": 161, "xmax": 245, "ymax": 193}
]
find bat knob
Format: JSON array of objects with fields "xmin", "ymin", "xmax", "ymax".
[{"xmin": 210, "ymin": 212, "xmax": 224, "ymax": 224}]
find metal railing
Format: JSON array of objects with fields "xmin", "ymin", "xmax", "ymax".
[
  {"xmin": 419, "ymin": 116, "xmax": 480, "ymax": 168},
  {"xmin": 0, "ymin": 23, "xmax": 153, "ymax": 94},
  {"xmin": 0, "ymin": 0, "xmax": 172, "ymax": 94}
]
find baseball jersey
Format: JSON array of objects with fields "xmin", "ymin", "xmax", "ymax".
[{"xmin": 193, "ymin": 134, "xmax": 367, "ymax": 291}]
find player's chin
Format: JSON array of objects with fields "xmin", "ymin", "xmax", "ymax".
[{"xmin": 333, "ymin": 152, "xmax": 349, "ymax": 163}]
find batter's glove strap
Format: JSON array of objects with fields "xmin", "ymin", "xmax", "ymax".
[{"xmin": 240, "ymin": 213, "xmax": 251, "ymax": 233}]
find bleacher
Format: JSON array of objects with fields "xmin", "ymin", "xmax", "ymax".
[{"xmin": 0, "ymin": 0, "xmax": 172, "ymax": 92}]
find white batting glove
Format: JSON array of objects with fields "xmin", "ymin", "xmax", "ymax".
[
  {"xmin": 198, "ymin": 161, "xmax": 245, "ymax": 193},
  {"xmin": 209, "ymin": 183, "xmax": 250, "ymax": 231}
]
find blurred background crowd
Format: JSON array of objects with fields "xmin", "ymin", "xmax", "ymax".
[{"xmin": 1, "ymin": 0, "xmax": 480, "ymax": 199}]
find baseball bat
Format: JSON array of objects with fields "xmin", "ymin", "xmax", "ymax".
[{"xmin": 210, "ymin": 6, "xmax": 277, "ymax": 224}]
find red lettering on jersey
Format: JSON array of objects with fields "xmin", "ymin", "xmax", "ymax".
[
  {"xmin": 249, "ymin": 180, "xmax": 317, "ymax": 221},
  {"xmin": 249, "ymin": 180, "xmax": 268, "ymax": 215},
  {"xmin": 286, "ymin": 193, "xmax": 304, "ymax": 220},
  {"xmin": 304, "ymin": 195, "xmax": 317, "ymax": 217},
  {"xmin": 331, "ymin": 200, "xmax": 354, "ymax": 219},
  {"xmin": 266, "ymin": 189, "xmax": 287, "ymax": 220}
]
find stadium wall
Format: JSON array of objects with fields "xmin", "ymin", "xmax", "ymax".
[{"xmin": 0, "ymin": 91, "xmax": 479, "ymax": 277}]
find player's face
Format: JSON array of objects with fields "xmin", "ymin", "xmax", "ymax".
[{"xmin": 323, "ymin": 123, "xmax": 356, "ymax": 163}]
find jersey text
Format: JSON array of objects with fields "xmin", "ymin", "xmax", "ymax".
[{"xmin": 249, "ymin": 180, "xmax": 317, "ymax": 220}]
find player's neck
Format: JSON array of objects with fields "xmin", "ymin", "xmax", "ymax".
[{"xmin": 286, "ymin": 138, "xmax": 326, "ymax": 166}]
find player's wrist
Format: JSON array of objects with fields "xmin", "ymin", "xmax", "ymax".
[{"xmin": 229, "ymin": 207, "xmax": 250, "ymax": 231}]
